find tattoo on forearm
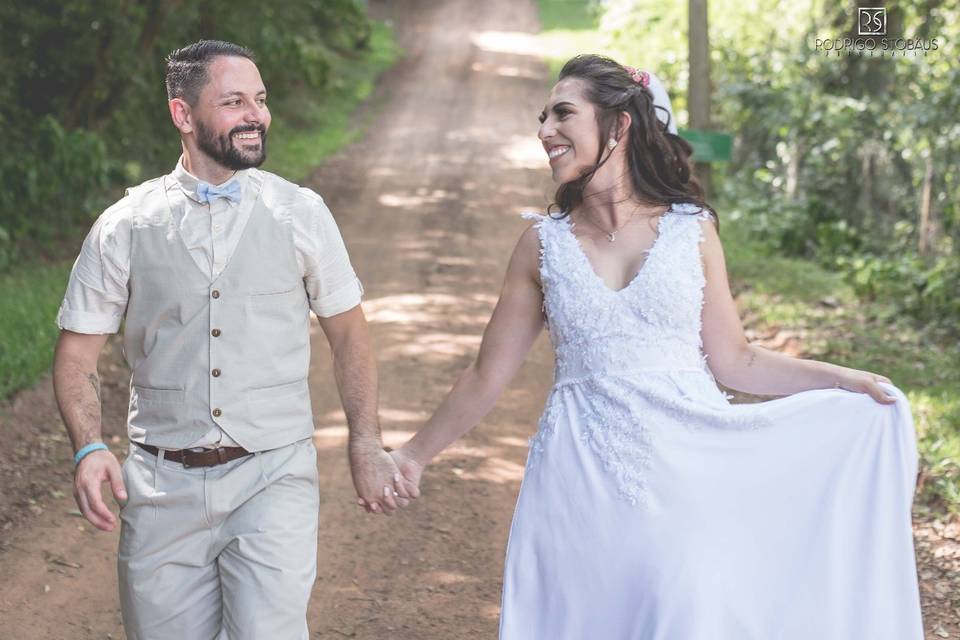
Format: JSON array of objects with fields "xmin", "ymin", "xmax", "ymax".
[
  {"xmin": 86, "ymin": 372, "xmax": 101, "ymax": 404},
  {"xmin": 746, "ymin": 351, "xmax": 757, "ymax": 367},
  {"xmin": 54, "ymin": 361, "xmax": 104, "ymax": 451}
]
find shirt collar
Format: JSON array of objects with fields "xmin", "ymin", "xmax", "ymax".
[{"xmin": 171, "ymin": 156, "xmax": 248, "ymax": 206}]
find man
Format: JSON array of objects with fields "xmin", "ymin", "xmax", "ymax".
[{"xmin": 52, "ymin": 40, "xmax": 416, "ymax": 639}]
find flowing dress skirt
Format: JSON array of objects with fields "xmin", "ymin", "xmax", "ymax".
[{"xmin": 499, "ymin": 372, "xmax": 923, "ymax": 640}]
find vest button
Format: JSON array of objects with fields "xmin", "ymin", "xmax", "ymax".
[
  {"xmin": 212, "ymin": 408, "xmax": 222, "ymax": 417},
  {"xmin": 211, "ymin": 328, "xmax": 221, "ymax": 337},
  {"xmin": 211, "ymin": 290, "xmax": 221, "ymax": 299},
  {"xmin": 212, "ymin": 368, "xmax": 221, "ymax": 377}
]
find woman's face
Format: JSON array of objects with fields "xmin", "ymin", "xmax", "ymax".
[{"xmin": 538, "ymin": 77, "xmax": 602, "ymax": 184}]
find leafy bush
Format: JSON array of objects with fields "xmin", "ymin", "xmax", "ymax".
[
  {"xmin": 0, "ymin": 0, "xmax": 375, "ymax": 261},
  {"xmin": 838, "ymin": 252, "xmax": 960, "ymax": 329}
]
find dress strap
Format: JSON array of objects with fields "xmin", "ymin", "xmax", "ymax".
[
  {"xmin": 659, "ymin": 203, "xmax": 715, "ymax": 296},
  {"xmin": 664, "ymin": 202, "xmax": 714, "ymax": 248},
  {"xmin": 519, "ymin": 211, "xmax": 563, "ymax": 272},
  {"xmin": 520, "ymin": 211, "xmax": 547, "ymax": 278},
  {"xmin": 668, "ymin": 202, "xmax": 713, "ymax": 222},
  {"xmin": 519, "ymin": 211, "xmax": 546, "ymax": 223}
]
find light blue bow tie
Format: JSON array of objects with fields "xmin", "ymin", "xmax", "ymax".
[{"xmin": 196, "ymin": 180, "xmax": 241, "ymax": 204}]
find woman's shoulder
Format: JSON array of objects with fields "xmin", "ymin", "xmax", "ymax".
[
  {"xmin": 519, "ymin": 209, "xmax": 568, "ymax": 236},
  {"xmin": 516, "ymin": 211, "xmax": 549, "ymax": 249},
  {"xmin": 514, "ymin": 211, "xmax": 568, "ymax": 279},
  {"xmin": 505, "ymin": 216, "xmax": 546, "ymax": 285}
]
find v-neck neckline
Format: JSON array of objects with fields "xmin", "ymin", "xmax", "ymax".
[{"xmin": 562, "ymin": 206, "xmax": 673, "ymax": 295}]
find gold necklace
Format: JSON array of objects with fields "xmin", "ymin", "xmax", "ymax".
[{"xmin": 579, "ymin": 208, "xmax": 640, "ymax": 242}]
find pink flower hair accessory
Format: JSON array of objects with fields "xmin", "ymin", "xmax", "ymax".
[{"xmin": 623, "ymin": 66, "xmax": 650, "ymax": 88}]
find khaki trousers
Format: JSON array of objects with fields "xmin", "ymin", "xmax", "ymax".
[{"xmin": 118, "ymin": 438, "xmax": 319, "ymax": 640}]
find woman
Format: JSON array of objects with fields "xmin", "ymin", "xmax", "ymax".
[{"xmin": 388, "ymin": 55, "xmax": 923, "ymax": 639}]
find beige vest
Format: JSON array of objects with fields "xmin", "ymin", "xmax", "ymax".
[{"xmin": 122, "ymin": 171, "xmax": 314, "ymax": 451}]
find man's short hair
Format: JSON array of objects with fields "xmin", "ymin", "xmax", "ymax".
[{"xmin": 165, "ymin": 40, "xmax": 257, "ymax": 105}]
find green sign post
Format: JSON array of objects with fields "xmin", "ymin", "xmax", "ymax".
[{"xmin": 678, "ymin": 128, "xmax": 732, "ymax": 163}]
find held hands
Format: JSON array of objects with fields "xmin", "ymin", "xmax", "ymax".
[
  {"xmin": 388, "ymin": 447, "xmax": 425, "ymax": 499},
  {"xmin": 74, "ymin": 449, "xmax": 127, "ymax": 532},
  {"xmin": 348, "ymin": 440, "xmax": 420, "ymax": 515},
  {"xmin": 834, "ymin": 367, "xmax": 897, "ymax": 404}
]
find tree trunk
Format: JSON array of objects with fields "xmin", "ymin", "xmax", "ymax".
[
  {"xmin": 688, "ymin": 0, "xmax": 712, "ymax": 198},
  {"xmin": 785, "ymin": 138, "xmax": 805, "ymax": 201},
  {"xmin": 919, "ymin": 154, "xmax": 935, "ymax": 256},
  {"xmin": 855, "ymin": 145, "xmax": 874, "ymax": 230}
]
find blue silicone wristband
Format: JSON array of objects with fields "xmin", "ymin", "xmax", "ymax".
[{"xmin": 74, "ymin": 442, "xmax": 109, "ymax": 466}]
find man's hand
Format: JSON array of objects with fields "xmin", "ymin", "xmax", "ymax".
[
  {"xmin": 74, "ymin": 449, "xmax": 127, "ymax": 531},
  {"xmin": 348, "ymin": 441, "xmax": 415, "ymax": 515}
]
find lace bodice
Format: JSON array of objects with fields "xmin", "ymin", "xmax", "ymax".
[
  {"xmin": 522, "ymin": 203, "xmax": 771, "ymax": 506},
  {"xmin": 523, "ymin": 202, "xmax": 713, "ymax": 380}
]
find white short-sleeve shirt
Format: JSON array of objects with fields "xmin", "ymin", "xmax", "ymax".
[{"xmin": 58, "ymin": 158, "xmax": 364, "ymax": 448}]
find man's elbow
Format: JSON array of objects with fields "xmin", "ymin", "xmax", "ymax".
[{"xmin": 323, "ymin": 311, "xmax": 371, "ymax": 359}]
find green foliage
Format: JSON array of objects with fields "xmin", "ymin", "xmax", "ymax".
[
  {"xmin": 1, "ymin": 116, "xmax": 114, "ymax": 241},
  {"xmin": 538, "ymin": 0, "xmax": 601, "ymax": 30},
  {"xmin": 536, "ymin": 0, "xmax": 607, "ymax": 76},
  {"xmin": 265, "ymin": 21, "xmax": 398, "ymax": 182},
  {"xmin": 837, "ymin": 251, "xmax": 960, "ymax": 326},
  {"xmin": 0, "ymin": 0, "xmax": 381, "ymax": 259}
]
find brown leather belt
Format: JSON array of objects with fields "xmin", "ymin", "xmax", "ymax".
[{"xmin": 134, "ymin": 441, "xmax": 253, "ymax": 468}]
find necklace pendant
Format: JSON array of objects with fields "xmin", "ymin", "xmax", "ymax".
[{"xmin": 607, "ymin": 232, "xmax": 616, "ymax": 242}]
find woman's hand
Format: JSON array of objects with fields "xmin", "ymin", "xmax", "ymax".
[
  {"xmin": 389, "ymin": 447, "xmax": 425, "ymax": 499},
  {"xmin": 834, "ymin": 368, "xmax": 897, "ymax": 404}
]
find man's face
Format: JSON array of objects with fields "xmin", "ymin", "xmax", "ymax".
[{"xmin": 191, "ymin": 56, "xmax": 271, "ymax": 170}]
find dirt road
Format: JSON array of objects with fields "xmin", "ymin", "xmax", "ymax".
[{"xmin": 0, "ymin": 0, "xmax": 957, "ymax": 638}]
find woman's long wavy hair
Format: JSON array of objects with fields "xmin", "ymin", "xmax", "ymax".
[{"xmin": 549, "ymin": 54, "xmax": 717, "ymax": 228}]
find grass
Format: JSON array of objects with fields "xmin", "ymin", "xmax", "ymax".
[
  {"xmin": 0, "ymin": 261, "xmax": 73, "ymax": 398},
  {"xmin": 0, "ymin": 19, "xmax": 400, "ymax": 402},
  {"xmin": 536, "ymin": 0, "xmax": 609, "ymax": 76},
  {"xmin": 533, "ymin": 0, "xmax": 960, "ymax": 517}
]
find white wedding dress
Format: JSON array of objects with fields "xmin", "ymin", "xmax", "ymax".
[{"xmin": 499, "ymin": 203, "xmax": 923, "ymax": 639}]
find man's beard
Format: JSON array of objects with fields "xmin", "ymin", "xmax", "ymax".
[{"xmin": 196, "ymin": 121, "xmax": 268, "ymax": 170}]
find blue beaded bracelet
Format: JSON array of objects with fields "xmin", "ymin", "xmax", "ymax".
[{"xmin": 74, "ymin": 442, "xmax": 109, "ymax": 466}]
